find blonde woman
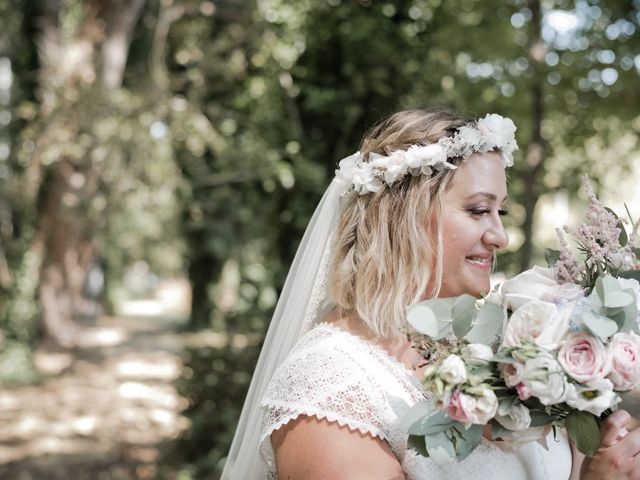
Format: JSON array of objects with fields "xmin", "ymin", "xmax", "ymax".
[{"xmin": 222, "ymin": 110, "xmax": 637, "ymax": 479}]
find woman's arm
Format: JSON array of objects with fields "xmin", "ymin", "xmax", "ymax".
[{"xmin": 272, "ymin": 415, "xmax": 406, "ymax": 480}]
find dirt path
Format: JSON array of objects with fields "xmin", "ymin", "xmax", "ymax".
[{"xmin": 0, "ymin": 314, "xmax": 190, "ymax": 480}]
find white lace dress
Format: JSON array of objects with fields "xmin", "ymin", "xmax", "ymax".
[{"xmin": 259, "ymin": 323, "xmax": 573, "ymax": 479}]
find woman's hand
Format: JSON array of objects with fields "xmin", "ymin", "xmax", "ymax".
[{"xmin": 580, "ymin": 410, "xmax": 640, "ymax": 479}]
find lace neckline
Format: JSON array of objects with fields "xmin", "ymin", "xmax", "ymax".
[{"xmin": 315, "ymin": 322, "xmax": 423, "ymax": 388}]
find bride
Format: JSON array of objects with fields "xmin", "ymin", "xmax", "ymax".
[{"xmin": 222, "ymin": 109, "xmax": 639, "ymax": 479}]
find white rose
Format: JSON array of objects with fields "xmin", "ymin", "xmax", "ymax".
[
  {"xmin": 501, "ymin": 266, "xmax": 558, "ymax": 310},
  {"xmin": 522, "ymin": 352, "xmax": 571, "ymax": 405},
  {"xmin": 438, "ymin": 354, "xmax": 467, "ymax": 385},
  {"xmin": 495, "ymin": 402, "xmax": 532, "ymax": 432},
  {"xmin": 462, "ymin": 343, "xmax": 494, "ymax": 365},
  {"xmin": 466, "ymin": 385, "xmax": 499, "ymax": 424},
  {"xmin": 565, "ymin": 378, "xmax": 620, "ymax": 416},
  {"xmin": 499, "ymin": 361, "xmax": 524, "ymax": 387},
  {"xmin": 501, "ymin": 300, "xmax": 572, "ymax": 350}
]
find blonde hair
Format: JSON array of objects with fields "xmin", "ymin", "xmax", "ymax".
[{"xmin": 328, "ymin": 109, "xmax": 475, "ymax": 339}]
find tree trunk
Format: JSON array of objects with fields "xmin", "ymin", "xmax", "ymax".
[
  {"xmin": 519, "ymin": 0, "xmax": 546, "ymax": 271},
  {"xmin": 32, "ymin": 0, "xmax": 147, "ymax": 347}
]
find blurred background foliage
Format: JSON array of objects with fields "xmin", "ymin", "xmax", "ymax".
[{"xmin": 0, "ymin": 0, "xmax": 639, "ymax": 478}]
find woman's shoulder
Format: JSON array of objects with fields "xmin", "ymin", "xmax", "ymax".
[{"xmin": 264, "ymin": 322, "xmax": 387, "ymax": 400}]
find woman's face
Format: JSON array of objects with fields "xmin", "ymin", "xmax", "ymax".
[{"xmin": 438, "ymin": 152, "xmax": 509, "ymax": 298}]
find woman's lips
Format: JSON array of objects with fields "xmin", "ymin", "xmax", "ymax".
[{"xmin": 465, "ymin": 255, "xmax": 492, "ymax": 271}]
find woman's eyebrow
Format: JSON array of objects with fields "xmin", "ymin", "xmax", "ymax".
[{"xmin": 464, "ymin": 192, "xmax": 509, "ymax": 203}]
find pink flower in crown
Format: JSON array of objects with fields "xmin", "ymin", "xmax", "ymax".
[
  {"xmin": 558, "ymin": 332, "xmax": 611, "ymax": 386},
  {"xmin": 607, "ymin": 332, "xmax": 640, "ymax": 390}
]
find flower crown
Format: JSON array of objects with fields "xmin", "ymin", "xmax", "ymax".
[{"xmin": 334, "ymin": 114, "xmax": 518, "ymax": 196}]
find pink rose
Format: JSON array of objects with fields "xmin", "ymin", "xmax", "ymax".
[
  {"xmin": 446, "ymin": 390, "xmax": 475, "ymax": 423},
  {"xmin": 558, "ymin": 332, "xmax": 610, "ymax": 386},
  {"xmin": 607, "ymin": 332, "xmax": 640, "ymax": 390},
  {"xmin": 467, "ymin": 387, "xmax": 499, "ymax": 424},
  {"xmin": 445, "ymin": 387, "xmax": 498, "ymax": 424},
  {"xmin": 499, "ymin": 362, "xmax": 524, "ymax": 387},
  {"xmin": 516, "ymin": 382, "xmax": 532, "ymax": 401}
]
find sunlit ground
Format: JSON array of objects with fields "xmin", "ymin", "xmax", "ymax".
[{"xmin": 0, "ymin": 280, "xmax": 206, "ymax": 480}]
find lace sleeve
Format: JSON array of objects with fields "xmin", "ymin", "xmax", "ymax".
[{"xmin": 258, "ymin": 333, "xmax": 389, "ymax": 474}]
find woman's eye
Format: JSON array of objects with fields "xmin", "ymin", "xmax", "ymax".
[
  {"xmin": 468, "ymin": 208, "xmax": 509, "ymax": 216},
  {"xmin": 468, "ymin": 208, "xmax": 490, "ymax": 215}
]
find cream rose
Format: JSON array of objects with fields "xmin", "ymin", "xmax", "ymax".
[
  {"xmin": 462, "ymin": 343, "xmax": 494, "ymax": 365},
  {"xmin": 499, "ymin": 362, "xmax": 524, "ymax": 387},
  {"xmin": 500, "ymin": 266, "xmax": 583, "ymax": 311},
  {"xmin": 438, "ymin": 354, "xmax": 467, "ymax": 385},
  {"xmin": 558, "ymin": 332, "xmax": 611, "ymax": 385},
  {"xmin": 445, "ymin": 387, "xmax": 498, "ymax": 425},
  {"xmin": 607, "ymin": 332, "xmax": 640, "ymax": 390},
  {"xmin": 465, "ymin": 386, "xmax": 499, "ymax": 424},
  {"xmin": 522, "ymin": 352, "xmax": 570, "ymax": 405},
  {"xmin": 495, "ymin": 402, "xmax": 532, "ymax": 432},
  {"xmin": 501, "ymin": 300, "xmax": 572, "ymax": 350},
  {"xmin": 445, "ymin": 390, "xmax": 475, "ymax": 423}
]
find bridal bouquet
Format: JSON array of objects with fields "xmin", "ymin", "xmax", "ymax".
[{"xmin": 401, "ymin": 176, "xmax": 640, "ymax": 465}]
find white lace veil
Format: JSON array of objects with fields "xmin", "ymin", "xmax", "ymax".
[{"xmin": 221, "ymin": 179, "xmax": 342, "ymax": 480}]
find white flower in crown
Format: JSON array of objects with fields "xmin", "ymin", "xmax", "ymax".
[
  {"xmin": 456, "ymin": 126, "xmax": 483, "ymax": 149},
  {"xmin": 334, "ymin": 113, "xmax": 518, "ymax": 196},
  {"xmin": 334, "ymin": 152, "xmax": 363, "ymax": 193},
  {"xmin": 478, "ymin": 114, "xmax": 517, "ymax": 149},
  {"xmin": 370, "ymin": 151, "xmax": 409, "ymax": 185},
  {"xmin": 353, "ymin": 163, "xmax": 382, "ymax": 194}
]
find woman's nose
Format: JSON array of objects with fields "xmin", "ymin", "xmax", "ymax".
[{"xmin": 483, "ymin": 218, "xmax": 509, "ymax": 250}]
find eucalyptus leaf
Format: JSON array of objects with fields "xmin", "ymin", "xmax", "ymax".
[
  {"xmin": 408, "ymin": 298, "xmax": 456, "ymax": 339},
  {"xmin": 410, "ymin": 410, "xmax": 457, "ymax": 436},
  {"xmin": 608, "ymin": 297, "xmax": 639, "ymax": 334},
  {"xmin": 425, "ymin": 430, "xmax": 457, "ymax": 465},
  {"xmin": 455, "ymin": 424, "xmax": 484, "ymax": 462},
  {"xmin": 618, "ymin": 269, "xmax": 640, "ymax": 283},
  {"xmin": 583, "ymin": 312, "xmax": 619, "ymax": 341},
  {"xmin": 452, "ymin": 294, "xmax": 477, "ymax": 339},
  {"xmin": 498, "ymin": 396, "xmax": 517, "ymax": 416},
  {"xmin": 529, "ymin": 410, "xmax": 556, "ymax": 427},
  {"xmin": 566, "ymin": 410, "xmax": 600, "ymax": 457},
  {"xmin": 490, "ymin": 420, "xmax": 512, "ymax": 440},
  {"xmin": 492, "ymin": 349, "xmax": 517, "ymax": 364},
  {"xmin": 603, "ymin": 290, "xmax": 633, "ymax": 309},
  {"xmin": 466, "ymin": 302, "xmax": 505, "ymax": 344},
  {"xmin": 407, "ymin": 434, "xmax": 429, "ymax": 457},
  {"xmin": 544, "ymin": 248, "xmax": 561, "ymax": 267},
  {"xmin": 397, "ymin": 398, "xmax": 438, "ymax": 433},
  {"xmin": 407, "ymin": 304, "xmax": 441, "ymax": 337}
]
